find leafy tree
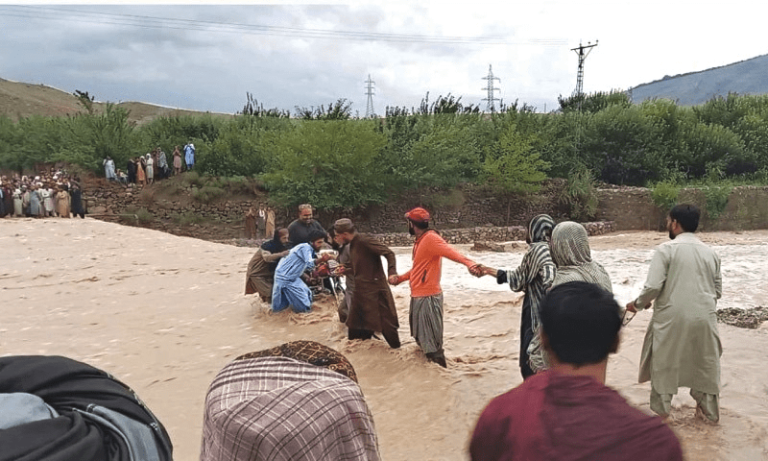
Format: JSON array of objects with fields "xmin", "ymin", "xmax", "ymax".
[
  {"xmin": 239, "ymin": 92, "xmax": 289, "ymax": 118},
  {"xmin": 261, "ymin": 120, "xmax": 388, "ymax": 209},
  {"xmin": 483, "ymin": 125, "xmax": 550, "ymax": 223}
]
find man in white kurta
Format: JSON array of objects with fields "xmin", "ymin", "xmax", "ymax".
[{"xmin": 627, "ymin": 204, "xmax": 722, "ymax": 422}]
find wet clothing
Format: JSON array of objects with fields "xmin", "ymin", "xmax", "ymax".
[
  {"xmin": 397, "ymin": 230, "xmax": 475, "ymax": 363},
  {"xmin": 527, "ymin": 221, "xmax": 613, "ymax": 373},
  {"xmin": 470, "ymin": 370, "xmax": 682, "ymax": 461},
  {"xmin": 495, "ymin": 214, "xmax": 556, "ymax": 378},
  {"xmin": 244, "ymin": 248, "xmax": 288, "ymax": 299},
  {"xmin": 345, "ymin": 233, "xmax": 400, "ymax": 348},
  {"xmin": 337, "ymin": 244, "xmax": 353, "ymax": 323},
  {"xmin": 271, "ymin": 243, "xmax": 316, "ymax": 313},
  {"xmin": 0, "ymin": 355, "xmax": 173, "ymax": 461},
  {"xmin": 633, "ymin": 232, "xmax": 722, "ymax": 421},
  {"xmin": 409, "ymin": 293, "xmax": 444, "ymax": 355},
  {"xmin": 395, "ymin": 230, "xmax": 475, "ymax": 297},
  {"xmin": 287, "ymin": 219, "xmax": 326, "ymax": 248}
]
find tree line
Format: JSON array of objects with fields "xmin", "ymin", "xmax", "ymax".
[{"xmin": 1, "ymin": 91, "xmax": 767, "ymax": 210}]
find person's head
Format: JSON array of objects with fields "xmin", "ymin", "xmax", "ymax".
[
  {"xmin": 333, "ymin": 218, "xmax": 356, "ymax": 245},
  {"xmin": 540, "ymin": 281, "xmax": 621, "ymax": 368},
  {"xmin": 404, "ymin": 207, "xmax": 430, "ymax": 235},
  {"xmin": 307, "ymin": 229, "xmax": 327, "ymax": 251},
  {"xmin": 527, "ymin": 214, "xmax": 554, "ymax": 245},
  {"xmin": 277, "ymin": 228, "xmax": 290, "ymax": 245},
  {"xmin": 550, "ymin": 221, "xmax": 592, "ymax": 267},
  {"xmin": 298, "ymin": 203, "xmax": 314, "ymax": 224},
  {"xmin": 667, "ymin": 204, "xmax": 699, "ymax": 239}
]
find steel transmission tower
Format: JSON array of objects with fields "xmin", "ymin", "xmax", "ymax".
[
  {"xmin": 364, "ymin": 74, "xmax": 376, "ymax": 117},
  {"xmin": 571, "ymin": 40, "xmax": 598, "ymax": 110},
  {"xmin": 481, "ymin": 65, "xmax": 501, "ymax": 112}
]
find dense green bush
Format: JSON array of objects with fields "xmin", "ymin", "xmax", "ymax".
[
  {"xmin": 5, "ymin": 91, "xmax": 768, "ymax": 212},
  {"xmin": 650, "ymin": 181, "xmax": 681, "ymax": 212},
  {"xmin": 559, "ymin": 167, "xmax": 599, "ymax": 221}
]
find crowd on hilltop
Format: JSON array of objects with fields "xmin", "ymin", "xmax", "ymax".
[
  {"xmin": 103, "ymin": 142, "xmax": 196, "ymax": 185},
  {"xmin": 0, "ymin": 168, "xmax": 86, "ymax": 219}
]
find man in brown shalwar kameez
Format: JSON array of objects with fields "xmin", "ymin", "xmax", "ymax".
[
  {"xmin": 245, "ymin": 229, "xmax": 290, "ymax": 302},
  {"xmin": 334, "ymin": 218, "xmax": 401, "ymax": 349}
]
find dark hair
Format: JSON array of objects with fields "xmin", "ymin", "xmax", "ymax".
[
  {"xmin": 669, "ymin": 204, "xmax": 699, "ymax": 233},
  {"xmin": 307, "ymin": 229, "xmax": 327, "ymax": 243},
  {"xmin": 540, "ymin": 281, "xmax": 621, "ymax": 366},
  {"xmin": 408, "ymin": 218, "xmax": 429, "ymax": 230}
]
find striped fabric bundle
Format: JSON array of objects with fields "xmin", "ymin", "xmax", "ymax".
[{"xmin": 200, "ymin": 356, "xmax": 380, "ymax": 461}]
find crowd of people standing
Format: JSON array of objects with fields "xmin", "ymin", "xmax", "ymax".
[
  {"xmin": 0, "ymin": 169, "xmax": 86, "ymax": 219},
  {"xmin": 105, "ymin": 142, "xmax": 196, "ymax": 186}
]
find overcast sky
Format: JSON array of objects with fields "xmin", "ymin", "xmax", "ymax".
[{"xmin": 1, "ymin": 1, "xmax": 765, "ymax": 115}]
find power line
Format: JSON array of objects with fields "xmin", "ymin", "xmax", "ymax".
[{"xmin": 0, "ymin": 5, "xmax": 567, "ymax": 46}]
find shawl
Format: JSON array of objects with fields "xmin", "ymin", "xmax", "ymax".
[
  {"xmin": 550, "ymin": 221, "xmax": 612, "ymax": 292},
  {"xmin": 200, "ymin": 352, "xmax": 379, "ymax": 461},
  {"xmin": 500, "ymin": 215, "xmax": 556, "ymax": 373}
]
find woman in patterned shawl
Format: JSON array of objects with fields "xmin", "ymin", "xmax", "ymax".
[
  {"xmin": 475, "ymin": 214, "xmax": 556, "ymax": 380},
  {"xmin": 525, "ymin": 221, "xmax": 614, "ymax": 373},
  {"xmin": 550, "ymin": 221, "xmax": 612, "ymax": 292},
  {"xmin": 201, "ymin": 341, "xmax": 380, "ymax": 461}
]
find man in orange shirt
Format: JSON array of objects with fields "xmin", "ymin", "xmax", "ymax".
[{"xmin": 390, "ymin": 207, "xmax": 478, "ymax": 367}]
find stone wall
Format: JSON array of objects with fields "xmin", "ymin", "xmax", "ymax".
[
  {"xmin": 595, "ymin": 185, "xmax": 768, "ymax": 232},
  {"xmin": 372, "ymin": 221, "xmax": 616, "ymax": 247},
  {"xmin": 83, "ymin": 179, "xmax": 768, "ymax": 242}
]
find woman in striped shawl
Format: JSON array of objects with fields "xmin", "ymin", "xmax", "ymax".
[
  {"xmin": 475, "ymin": 214, "xmax": 556, "ymax": 379},
  {"xmin": 526, "ymin": 220, "xmax": 615, "ymax": 373}
]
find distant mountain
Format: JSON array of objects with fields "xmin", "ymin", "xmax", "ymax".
[
  {"xmin": 630, "ymin": 54, "xmax": 768, "ymax": 105},
  {"xmin": 0, "ymin": 77, "xmax": 231, "ymax": 125}
]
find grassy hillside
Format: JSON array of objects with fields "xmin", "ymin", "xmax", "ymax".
[
  {"xmin": 630, "ymin": 54, "xmax": 768, "ymax": 105},
  {"xmin": 0, "ymin": 77, "xmax": 232, "ymax": 125}
]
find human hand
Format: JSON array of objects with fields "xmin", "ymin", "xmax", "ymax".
[
  {"xmin": 388, "ymin": 275, "xmax": 400, "ymax": 285},
  {"xmin": 625, "ymin": 301, "xmax": 637, "ymax": 313},
  {"xmin": 468, "ymin": 264, "xmax": 484, "ymax": 277}
]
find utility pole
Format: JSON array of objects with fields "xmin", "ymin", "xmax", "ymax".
[
  {"xmin": 364, "ymin": 74, "xmax": 376, "ymax": 117},
  {"xmin": 481, "ymin": 64, "xmax": 501, "ymax": 112},
  {"xmin": 571, "ymin": 40, "xmax": 598, "ymax": 111}
]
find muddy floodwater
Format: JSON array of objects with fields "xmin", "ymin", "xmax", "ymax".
[{"xmin": 2, "ymin": 219, "xmax": 768, "ymax": 460}]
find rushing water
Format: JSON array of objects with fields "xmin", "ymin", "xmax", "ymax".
[{"xmin": 2, "ymin": 220, "xmax": 767, "ymax": 460}]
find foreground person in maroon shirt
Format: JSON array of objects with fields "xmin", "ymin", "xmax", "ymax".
[{"xmin": 470, "ymin": 281, "xmax": 682, "ymax": 461}]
